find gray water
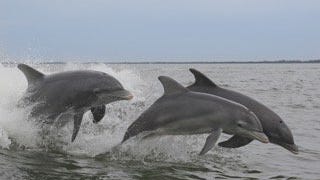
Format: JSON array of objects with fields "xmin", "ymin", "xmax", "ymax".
[{"xmin": 0, "ymin": 63, "xmax": 319, "ymax": 179}]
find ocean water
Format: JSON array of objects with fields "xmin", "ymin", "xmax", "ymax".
[{"xmin": 0, "ymin": 63, "xmax": 319, "ymax": 179}]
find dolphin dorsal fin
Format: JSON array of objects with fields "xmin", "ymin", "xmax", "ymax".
[
  {"xmin": 189, "ymin": 68, "xmax": 217, "ymax": 87},
  {"xmin": 18, "ymin": 64, "xmax": 44, "ymax": 86},
  {"xmin": 158, "ymin": 76, "xmax": 189, "ymax": 95}
]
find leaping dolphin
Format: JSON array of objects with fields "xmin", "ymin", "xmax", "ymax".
[
  {"xmin": 122, "ymin": 76, "xmax": 269, "ymax": 155},
  {"xmin": 18, "ymin": 64, "xmax": 133, "ymax": 142},
  {"xmin": 187, "ymin": 68, "xmax": 298, "ymax": 154}
]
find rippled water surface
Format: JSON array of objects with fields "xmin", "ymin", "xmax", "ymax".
[{"xmin": 0, "ymin": 63, "xmax": 319, "ymax": 179}]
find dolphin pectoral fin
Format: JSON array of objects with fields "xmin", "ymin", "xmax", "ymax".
[
  {"xmin": 91, "ymin": 105, "xmax": 106, "ymax": 123},
  {"xmin": 71, "ymin": 112, "xmax": 84, "ymax": 142},
  {"xmin": 218, "ymin": 135, "xmax": 253, "ymax": 148},
  {"xmin": 199, "ymin": 128, "xmax": 222, "ymax": 155}
]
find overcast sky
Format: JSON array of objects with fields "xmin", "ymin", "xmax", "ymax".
[{"xmin": 1, "ymin": 0, "xmax": 320, "ymax": 62}]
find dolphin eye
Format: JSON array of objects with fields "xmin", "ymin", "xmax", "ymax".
[
  {"xmin": 279, "ymin": 121, "xmax": 283, "ymax": 124},
  {"xmin": 237, "ymin": 123, "xmax": 243, "ymax": 127}
]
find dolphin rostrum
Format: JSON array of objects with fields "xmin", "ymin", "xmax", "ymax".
[
  {"xmin": 187, "ymin": 68, "xmax": 298, "ymax": 154},
  {"xmin": 122, "ymin": 76, "xmax": 269, "ymax": 155},
  {"xmin": 18, "ymin": 64, "xmax": 133, "ymax": 142}
]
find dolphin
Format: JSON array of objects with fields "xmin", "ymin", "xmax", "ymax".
[
  {"xmin": 187, "ymin": 68, "xmax": 298, "ymax": 154},
  {"xmin": 18, "ymin": 64, "xmax": 133, "ymax": 142},
  {"xmin": 122, "ymin": 76, "xmax": 269, "ymax": 155}
]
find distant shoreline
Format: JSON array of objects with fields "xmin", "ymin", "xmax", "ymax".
[
  {"xmin": 102, "ymin": 60, "xmax": 320, "ymax": 64},
  {"xmin": 1, "ymin": 60, "xmax": 320, "ymax": 65}
]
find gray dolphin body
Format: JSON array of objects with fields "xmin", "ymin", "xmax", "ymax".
[
  {"xmin": 122, "ymin": 76, "xmax": 269, "ymax": 155},
  {"xmin": 187, "ymin": 68, "xmax": 298, "ymax": 154},
  {"xmin": 18, "ymin": 64, "xmax": 133, "ymax": 142}
]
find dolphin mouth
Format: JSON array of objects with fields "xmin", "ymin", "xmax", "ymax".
[
  {"xmin": 277, "ymin": 142, "xmax": 299, "ymax": 154},
  {"xmin": 96, "ymin": 89, "xmax": 133, "ymax": 104},
  {"xmin": 247, "ymin": 131, "xmax": 269, "ymax": 143},
  {"xmin": 118, "ymin": 90, "xmax": 133, "ymax": 100}
]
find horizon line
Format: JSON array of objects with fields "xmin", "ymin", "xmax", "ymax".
[{"xmin": 1, "ymin": 59, "xmax": 320, "ymax": 65}]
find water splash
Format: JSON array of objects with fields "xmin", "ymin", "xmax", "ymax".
[{"xmin": 0, "ymin": 64, "xmax": 40, "ymax": 149}]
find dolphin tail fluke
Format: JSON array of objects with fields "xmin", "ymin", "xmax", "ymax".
[
  {"xmin": 71, "ymin": 112, "xmax": 84, "ymax": 142},
  {"xmin": 218, "ymin": 135, "xmax": 253, "ymax": 148},
  {"xmin": 199, "ymin": 128, "xmax": 222, "ymax": 155},
  {"xmin": 17, "ymin": 64, "xmax": 44, "ymax": 86},
  {"xmin": 189, "ymin": 68, "xmax": 217, "ymax": 87}
]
